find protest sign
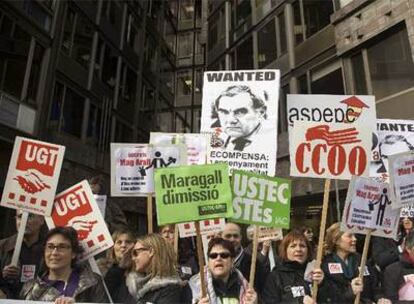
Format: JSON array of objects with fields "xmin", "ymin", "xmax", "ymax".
[
  {"xmin": 401, "ymin": 204, "xmax": 414, "ymax": 217},
  {"xmin": 231, "ymin": 170, "xmax": 291, "ymax": 228},
  {"xmin": 45, "ymin": 180, "xmax": 114, "ymax": 260},
  {"xmin": 341, "ymin": 176, "xmax": 399, "ymax": 239},
  {"xmin": 288, "ymin": 95, "xmax": 375, "ymax": 180},
  {"xmin": 154, "ymin": 163, "xmax": 232, "ymax": 225},
  {"xmin": 178, "ymin": 218, "xmax": 225, "ymax": 238},
  {"xmin": 370, "ymin": 119, "xmax": 414, "ymax": 182},
  {"xmin": 389, "ymin": 151, "xmax": 414, "ymax": 209},
  {"xmin": 150, "ymin": 132, "xmax": 210, "ymax": 165},
  {"xmin": 110, "ymin": 143, "xmax": 186, "ymax": 196},
  {"xmin": 200, "ymin": 70, "xmax": 280, "ymax": 176},
  {"xmin": 94, "ymin": 195, "xmax": 107, "ymax": 217},
  {"xmin": 1, "ymin": 137, "xmax": 65, "ymax": 216},
  {"xmin": 257, "ymin": 227, "xmax": 283, "ymax": 242}
]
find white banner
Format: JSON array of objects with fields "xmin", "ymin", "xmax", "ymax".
[
  {"xmin": 45, "ymin": 180, "xmax": 114, "ymax": 261},
  {"xmin": 288, "ymin": 95, "xmax": 376, "ymax": 180},
  {"xmin": 110, "ymin": 143, "xmax": 186, "ymax": 196},
  {"xmin": 341, "ymin": 176, "xmax": 399, "ymax": 239},
  {"xmin": 177, "ymin": 218, "xmax": 225, "ymax": 238},
  {"xmin": 389, "ymin": 151, "xmax": 414, "ymax": 209},
  {"xmin": 258, "ymin": 227, "xmax": 283, "ymax": 242},
  {"xmin": 150, "ymin": 132, "xmax": 210, "ymax": 165},
  {"xmin": 370, "ymin": 119, "xmax": 414, "ymax": 182},
  {"xmin": 401, "ymin": 203, "xmax": 414, "ymax": 218},
  {"xmin": 94, "ymin": 195, "xmax": 107, "ymax": 218},
  {"xmin": 200, "ymin": 70, "xmax": 280, "ymax": 176},
  {"xmin": 1, "ymin": 137, "xmax": 65, "ymax": 216}
]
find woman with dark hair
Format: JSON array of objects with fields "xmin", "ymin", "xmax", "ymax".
[
  {"xmin": 126, "ymin": 233, "xmax": 183, "ymax": 304},
  {"xmin": 319, "ymin": 223, "xmax": 389, "ymax": 304},
  {"xmin": 262, "ymin": 230, "xmax": 324, "ymax": 304},
  {"xmin": 184, "ymin": 237, "xmax": 257, "ymax": 304},
  {"xmin": 20, "ymin": 226, "xmax": 107, "ymax": 303}
]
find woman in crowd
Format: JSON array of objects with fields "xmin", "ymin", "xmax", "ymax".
[
  {"xmin": 102, "ymin": 229, "xmax": 136, "ymax": 303},
  {"xmin": 301, "ymin": 226, "xmax": 316, "ymax": 260},
  {"xmin": 319, "ymin": 223, "xmax": 390, "ymax": 304},
  {"xmin": 126, "ymin": 233, "xmax": 183, "ymax": 304},
  {"xmin": 20, "ymin": 226, "xmax": 107, "ymax": 303},
  {"xmin": 262, "ymin": 230, "xmax": 324, "ymax": 304},
  {"xmin": 184, "ymin": 237, "xmax": 257, "ymax": 304}
]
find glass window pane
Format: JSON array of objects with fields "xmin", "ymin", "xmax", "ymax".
[
  {"xmin": 178, "ymin": 32, "xmax": 193, "ymax": 58},
  {"xmin": 368, "ymin": 26, "xmax": 414, "ymax": 99},
  {"xmin": 62, "ymin": 8, "xmax": 75, "ymax": 55},
  {"xmin": 351, "ymin": 53, "xmax": 367, "ymax": 94},
  {"xmin": 278, "ymin": 11, "xmax": 287, "ymax": 55},
  {"xmin": 62, "ymin": 88, "xmax": 84, "ymax": 137},
  {"xmin": 179, "ymin": 0, "xmax": 194, "ymax": 21},
  {"xmin": 236, "ymin": 37, "xmax": 253, "ymax": 69},
  {"xmin": 293, "ymin": 0, "xmax": 304, "ymax": 45},
  {"xmin": 303, "ymin": 0, "xmax": 333, "ymax": 38},
  {"xmin": 27, "ymin": 43, "xmax": 45, "ymax": 103},
  {"xmin": 50, "ymin": 82, "xmax": 64, "ymax": 125},
  {"xmin": 298, "ymin": 74, "xmax": 308, "ymax": 94},
  {"xmin": 311, "ymin": 68, "xmax": 344, "ymax": 94},
  {"xmin": 176, "ymin": 70, "xmax": 192, "ymax": 98},
  {"xmin": 258, "ymin": 19, "xmax": 277, "ymax": 68},
  {"xmin": 73, "ymin": 13, "xmax": 93, "ymax": 69}
]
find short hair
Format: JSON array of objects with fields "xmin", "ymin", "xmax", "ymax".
[
  {"xmin": 214, "ymin": 85, "xmax": 268, "ymax": 119},
  {"xmin": 158, "ymin": 224, "xmax": 175, "ymax": 233},
  {"xmin": 136, "ymin": 233, "xmax": 177, "ymax": 279},
  {"xmin": 324, "ymin": 222, "xmax": 344, "ymax": 255},
  {"xmin": 207, "ymin": 237, "xmax": 236, "ymax": 258},
  {"xmin": 406, "ymin": 230, "xmax": 414, "ymax": 250},
  {"xmin": 107, "ymin": 229, "xmax": 136, "ymax": 264},
  {"xmin": 278, "ymin": 230, "xmax": 311, "ymax": 261},
  {"xmin": 45, "ymin": 226, "xmax": 84, "ymax": 266},
  {"xmin": 88, "ymin": 175, "xmax": 105, "ymax": 194}
]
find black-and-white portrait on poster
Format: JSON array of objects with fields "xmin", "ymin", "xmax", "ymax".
[
  {"xmin": 370, "ymin": 119, "xmax": 414, "ymax": 182},
  {"xmin": 200, "ymin": 70, "xmax": 280, "ymax": 176}
]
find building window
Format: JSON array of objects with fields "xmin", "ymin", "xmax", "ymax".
[
  {"xmin": 27, "ymin": 43, "xmax": 45, "ymax": 103},
  {"xmin": 125, "ymin": 14, "xmax": 140, "ymax": 52},
  {"xmin": 73, "ymin": 13, "xmax": 93, "ymax": 70},
  {"xmin": 277, "ymin": 11, "xmax": 287, "ymax": 55},
  {"xmin": 311, "ymin": 68, "xmax": 344, "ymax": 95},
  {"xmin": 164, "ymin": 19, "xmax": 176, "ymax": 53},
  {"xmin": 297, "ymin": 73, "xmax": 309, "ymax": 94},
  {"xmin": 235, "ymin": 0, "xmax": 251, "ymax": 28},
  {"xmin": 87, "ymin": 102, "xmax": 102, "ymax": 146},
  {"xmin": 236, "ymin": 36, "xmax": 253, "ymax": 69},
  {"xmin": 292, "ymin": 0, "xmax": 333, "ymax": 45},
  {"xmin": 102, "ymin": 44, "xmax": 117, "ymax": 88},
  {"xmin": 351, "ymin": 24, "xmax": 414, "ymax": 99},
  {"xmin": 176, "ymin": 70, "xmax": 192, "ymax": 98},
  {"xmin": 23, "ymin": 0, "xmax": 52, "ymax": 31},
  {"xmin": 115, "ymin": 120, "xmax": 133, "ymax": 142},
  {"xmin": 257, "ymin": 18, "xmax": 277, "ymax": 68},
  {"xmin": 160, "ymin": 52, "xmax": 175, "ymax": 94},
  {"xmin": 62, "ymin": 87, "xmax": 85, "ymax": 137},
  {"xmin": 179, "ymin": 0, "xmax": 194, "ymax": 22},
  {"xmin": 178, "ymin": 32, "xmax": 193, "ymax": 58},
  {"xmin": 208, "ymin": 7, "xmax": 223, "ymax": 51},
  {"xmin": 119, "ymin": 63, "xmax": 137, "ymax": 104}
]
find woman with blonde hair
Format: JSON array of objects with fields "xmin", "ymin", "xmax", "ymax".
[
  {"xmin": 127, "ymin": 233, "xmax": 183, "ymax": 304},
  {"xmin": 319, "ymin": 223, "xmax": 390, "ymax": 304}
]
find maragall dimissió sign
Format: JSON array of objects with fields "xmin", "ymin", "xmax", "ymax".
[
  {"xmin": 154, "ymin": 163, "xmax": 232, "ymax": 225},
  {"xmin": 231, "ymin": 170, "xmax": 291, "ymax": 228}
]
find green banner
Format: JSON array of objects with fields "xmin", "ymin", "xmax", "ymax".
[
  {"xmin": 231, "ymin": 170, "xmax": 291, "ymax": 228},
  {"xmin": 155, "ymin": 163, "xmax": 233, "ymax": 225}
]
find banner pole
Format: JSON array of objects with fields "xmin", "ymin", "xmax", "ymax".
[
  {"xmin": 174, "ymin": 224, "xmax": 179, "ymax": 256},
  {"xmin": 11, "ymin": 211, "xmax": 28, "ymax": 266},
  {"xmin": 195, "ymin": 221, "xmax": 207, "ymax": 298},
  {"xmin": 147, "ymin": 193, "xmax": 153, "ymax": 234},
  {"xmin": 312, "ymin": 178, "xmax": 331, "ymax": 301},
  {"xmin": 89, "ymin": 257, "xmax": 114, "ymax": 303},
  {"xmin": 249, "ymin": 224, "xmax": 259, "ymax": 289},
  {"xmin": 354, "ymin": 229, "xmax": 372, "ymax": 304}
]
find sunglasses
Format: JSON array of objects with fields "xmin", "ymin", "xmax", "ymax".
[
  {"xmin": 132, "ymin": 247, "xmax": 149, "ymax": 257},
  {"xmin": 208, "ymin": 252, "xmax": 231, "ymax": 260}
]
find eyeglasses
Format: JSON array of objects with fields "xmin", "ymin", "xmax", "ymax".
[
  {"xmin": 132, "ymin": 247, "xmax": 149, "ymax": 257},
  {"xmin": 45, "ymin": 243, "xmax": 72, "ymax": 252},
  {"xmin": 223, "ymin": 233, "xmax": 240, "ymax": 239},
  {"xmin": 208, "ymin": 252, "xmax": 231, "ymax": 260}
]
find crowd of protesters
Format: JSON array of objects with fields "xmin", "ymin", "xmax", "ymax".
[{"xmin": 1, "ymin": 208, "xmax": 414, "ymax": 304}]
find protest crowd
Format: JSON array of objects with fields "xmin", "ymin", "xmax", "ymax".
[{"xmin": 2, "ymin": 69, "xmax": 414, "ymax": 304}]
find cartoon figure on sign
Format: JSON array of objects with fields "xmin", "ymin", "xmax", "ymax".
[
  {"xmin": 14, "ymin": 169, "xmax": 51, "ymax": 194},
  {"xmin": 145, "ymin": 151, "xmax": 176, "ymax": 169},
  {"xmin": 68, "ymin": 217, "xmax": 98, "ymax": 241},
  {"xmin": 369, "ymin": 188, "xmax": 392, "ymax": 226}
]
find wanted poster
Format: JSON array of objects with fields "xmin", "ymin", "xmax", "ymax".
[
  {"xmin": 46, "ymin": 180, "xmax": 114, "ymax": 260},
  {"xmin": 200, "ymin": 70, "xmax": 280, "ymax": 176},
  {"xmin": 287, "ymin": 95, "xmax": 376, "ymax": 180},
  {"xmin": 389, "ymin": 151, "xmax": 414, "ymax": 209},
  {"xmin": 341, "ymin": 176, "xmax": 399, "ymax": 239},
  {"xmin": 1, "ymin": 137, "xmax": 65, "ymax": 215},
  {"xmin": 111, "ymin": 143, "xmax": 186, "ymax": 196},
  {"xmin": 371, "ymin": 119, "xmax": 414, "ymax": 182}
]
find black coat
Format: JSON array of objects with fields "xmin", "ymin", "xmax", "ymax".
[
  {"xmin": 137, "ymin": 283, "xmax": 183, "ymax": 304},
  {"xmin": 383, "ymin": 252, "xmax": 414, "ymax": 302},
  {"xmin": 104, "ymin": 265, "xmax": 135, "ymax": 304},
  {"xmin": 371, "ymin": 236, "xmax": 399, "ymax": 270},
  {"xmin": 319, "ymin": 253, "xmax": 381, "ymax": 304},
  {"xmin": 262, "ymin": 260, "xmax": 322, "ymax": 304}
]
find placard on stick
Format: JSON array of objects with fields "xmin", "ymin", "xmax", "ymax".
[
  {"xmin": 1, "ymin": 137, "xmax": 65, "ymax": 216},
  {"xmin": 45, "ymin": 180, "xmax": 114, "ymax": 261},
  {"xmin": 177, "ymin": 218, "xmax": 225, "ymax": 238},
  {"xmin": 389, "ymin": 151, "xmax": 414, "ymax": 209}
]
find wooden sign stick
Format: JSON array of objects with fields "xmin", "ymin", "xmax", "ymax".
[
  {"xmin": 11, "ymin": 211, "xmax": 29, "ymax": 266},
  {"xmin": 195, "ymin": 221, "xmax": 207, "ymax": 298},
  {"xmin": 147, "ymin": 193, "xmax": 153, "ymax": 234},
  {"xmin": 249, "ymin": 225, "xmax": 259, "ymax": 288},
  {"xmin": 354, "ymin": 229, "xmax": 372, "ymax": 304},
  {"xmin": 312, "ymin": 178, "xmax": 331, "ymax": 301},
  {"xmin": 174, "ymin": 224, "xmax": 179, "ymax": 256}
]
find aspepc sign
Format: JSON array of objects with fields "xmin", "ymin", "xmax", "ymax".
[
  {"xmin": 1, "ymin": 137, "xmax": 65, "ymax": 216},
  {"xmin": 288, "ymin": 95, "xmax": 376, "ymax": 180}
]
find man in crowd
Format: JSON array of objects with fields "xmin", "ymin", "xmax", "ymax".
[
  {"xmin": 222, "ymin": 222, "xmax": 268, "ymax": 295},
  {"xmin": 0, "ymin": 209, "xmax": 45, "ymax": 298},
  {"xmin": 211, "ymin": 85, "xmax": 268, "ymax": 151}
]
